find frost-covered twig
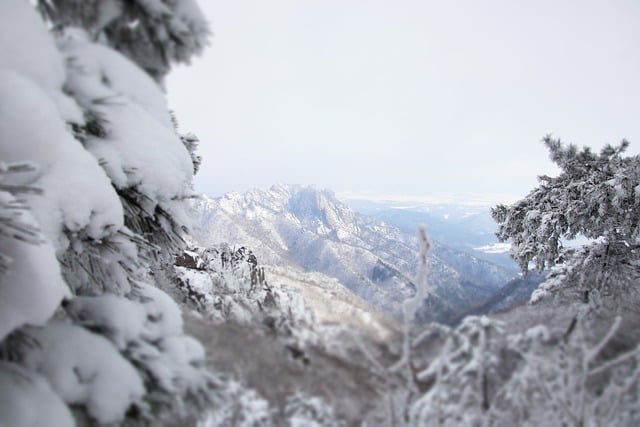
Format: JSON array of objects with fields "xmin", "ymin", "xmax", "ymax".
[
  {"xmin": 589, "ymin": 343, "xmax": 640, "ymax": 377},
  {"xmin": 585, "ymin": 315, "xmax": 621, "ymax": 364},
  {"xmin": 412, "ymin": 318, "xmax": 450, "ymax": 348},
  {"xmin": 345, "ymin": 329, "xmax": 387, "ymax": 375},
  {"xmin": 390, "ymin": 226, "xmax": 430, "ymax": 376}
]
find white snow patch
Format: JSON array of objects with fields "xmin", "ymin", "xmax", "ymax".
[
  {"xmin": 0, "ymin": 191, "xmax": 69, "ymax": 341},
  {"xmin": 175, "ymin": 266, "xmax": 214, "ymax": 294},
  {"xmin": 65, "ymin": 294, "xmax": 148, "ymax": 349},
  {"xmin": 0, "ymin": 0, "xmax": 83, "ymax": 123},
  {"xmin": 0, "ymin": 361, "xmax": 74, "ymax": 427},
  {"xmin": 136, "ymin": 282, "xmax": 184, "ymax": 338},
  {"xmin": 158, "ymin": 335, "xmax": 206, "ymax": 368},
  {"xmin": 474, "ymin": 243, "xmax": 511, "ymax": 254},
  {"xmin": 0, "ymin": 70, "xmax": 123, "ymax": 252},
  {"xmin": 58, "ymin": 33, "xmax": 173, "ymax": 128},
  {"xmin": 22, "ymin": 321, "xmax": 145, "ymax": 424},
  {"xmin": 58, "ymin": 38, "xmax": 194, "ymax": 206}
]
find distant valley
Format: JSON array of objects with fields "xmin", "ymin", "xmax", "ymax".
[
  {"xmin": 340, "ymin": 195, "xmax": 518, "ymax": 271},
  {"xmin": 193, "ymin": 185, "xmax": 529, "ymax": 324}
]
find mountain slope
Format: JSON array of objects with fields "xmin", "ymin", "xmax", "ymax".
[
  {"xmin": 194, "ymin": 185, "xmax": 517, "ymax": 323},
  {"xmin": 450, "ymin": 271, "xmax": 545, "ymax": 324},
  {"xmin": 342, "ymin": 197, "xmax": 518, "ymax": 270}
]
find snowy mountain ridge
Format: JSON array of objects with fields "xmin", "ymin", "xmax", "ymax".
[
  {"xmin": 194, "ymin": 184, "xmax": 518, "ymax": 324},
  {"xmin": 340, "ymin": 195, "xmax": 520, "ymax": 271}
]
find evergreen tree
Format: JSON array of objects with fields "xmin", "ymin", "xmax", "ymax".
[{"xmin": 492, "ymin": 136, "xmax": 640, "ymax": 303}]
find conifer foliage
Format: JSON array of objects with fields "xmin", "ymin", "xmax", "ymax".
[
  {"xmin": 492, "ymin": 136, "xmax": 640, "ymax": 301},
  {"xmin": 0, "ymin": 1, "xmax": 215, "ymax": 425},
  {"xmin": 38, "ymin": 0, "xmax": 210, "ymax": 81}
]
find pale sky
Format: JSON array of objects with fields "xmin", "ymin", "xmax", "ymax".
[{"xmin": 167, "ymin": 0, "xmax": 640, "ymax": 202}]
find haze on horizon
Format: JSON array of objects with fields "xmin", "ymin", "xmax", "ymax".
[{"xmin": 167, "ymin": 0, "xmax": 640, "ymax": 203}]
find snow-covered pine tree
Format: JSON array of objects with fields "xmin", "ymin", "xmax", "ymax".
[
  {"xmin": 490, "ymin": 319, "xmax": 640, "ymax": 426},
  {"xmin": 0, "ymin": 0, "xmax": 217, "ymax": 425},
  {"xmin": 492, "ymin": 136, "xmax": 640, "ymax": 304},
  {"xmin": 470, "ymin": 135, "xmax": 640, "ymax": 426}
]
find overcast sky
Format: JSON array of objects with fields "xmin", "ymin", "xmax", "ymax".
[{"xmin": 167, "ymin": 0, "xmax": 640, "ymax": 202}]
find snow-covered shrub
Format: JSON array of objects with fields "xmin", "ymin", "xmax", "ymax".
[
  {"xmin": 0, "ymin": 361, "xmax": 74, "ymax": 427},
  {"xmin": 198, "ymin": 380, "xmax": 272, "ymax": 427},
  {"xmin": 490, "ymin": 317, "xmax": 640, "ymax": 426},
  {"xmin": 409, "ymin": 313, "xmax": 640, "ymax": 426},
  {"xmin": 411, "ymin": 316, "xmax": 505, "ymax": 426},
  {"xmin": 285, "ymin": 392, "xmax": 340, "ymax": 427},
  {"xmin": 173, "ymin": 244, "xmax": 319, "ymax": 344}
]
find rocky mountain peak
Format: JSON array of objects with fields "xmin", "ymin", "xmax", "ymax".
[
  {"xmin": 194, "ymin": 185, "xmax": 518, "ymax": 323},
  {"xmin": 286, "ymin": 186, "xmax": 358, "ymax": 239}
]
